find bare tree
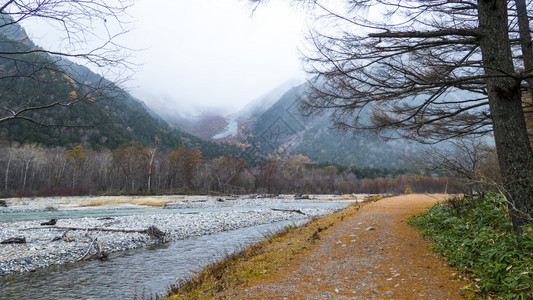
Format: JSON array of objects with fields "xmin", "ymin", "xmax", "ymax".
[
  {"xmin": 415, "ymin": 138, "xmax": 498, "ymax": 201},
  {"xmin": 251, "ymin": 0, "xmax": 533, "ymax": 232},
  {"xmin": 17, "ymin": 143, "xmax": 41, "ymax": 190},
  {"xmin": 66, "ymin": 145, "xmax": 86, "ymax": 189},
  {"xmin": 142, "ymin": 146, "xmax": 157, "ymax": 193},
  {"xmin": 183, "ymin": 147, "xmax": 203, "ymax": 191},
  {"xmin": 514, "ymin": 0, "xmax": 533, "ymax": 145},
  {"xmin": 45, "ymin": 146, "xmax": 68, "ymax": 188},
  {"xmin": 112, "ymin": 141, "xmax": 143, "ymax": 192},
  {"xmin": 0, "ymin": 0, "xmax": 134, "ymax": 125},
  {"xmin": 1, "ymin": 141, "xmax": 18, "ymax": 191}
]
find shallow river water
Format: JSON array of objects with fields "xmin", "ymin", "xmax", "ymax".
[{"xmin": 0, "ymin": 219, "xmax": 302, "ymax": 299}]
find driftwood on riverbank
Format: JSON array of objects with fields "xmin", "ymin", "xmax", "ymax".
[
  {"xmin": 22, "ymin": 225, "xmax": 167, "ymax": 238},
  {"xmin": 1, "ymin": 237, "xmax": 26, "ymax": 244},
  {"xmin": 79, "ymin": 233, "xmax": 108, "ymax": 261},
  {"xmin": 271, "ymin": 208, "xmax": 306, "ymax": 215}
]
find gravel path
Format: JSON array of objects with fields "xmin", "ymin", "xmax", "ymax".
[
  {"xmin": 0, "ymin": 195, "xmax": 356, "ymax": 276},
  {"xmin": 230, "ymin": 194, "xmax": 468, "ymax": 299}
]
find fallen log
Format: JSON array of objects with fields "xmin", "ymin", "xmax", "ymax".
[
  {"xmin": 23, "ymin": 225, "xmax": 167, "ymax": 237},
  {"xmin": 23, "ymin": 226, "xmax": 145, "ymax": 233},
  {"xmin": 271, "ymin": 208, "xmax": 306, "ymax": 215},
  {"xmin": 1, "ymin": 237, "xmax": 26, "ymax": 244}
]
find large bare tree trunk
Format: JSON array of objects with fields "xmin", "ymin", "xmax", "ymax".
[
  {"xmin": 515, "ymin": 0, "xmax": 533, "ymax": 78},
  {"xmin": 515, "ymin": 0, "xmax": 533, "ymax": 144},
  {"xmin": 478, "ymin": 0, "xmax": 533, "ymax": 232}
]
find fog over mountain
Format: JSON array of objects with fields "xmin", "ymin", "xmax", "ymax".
[
  {"xmin": 235, "ymin": 78, "xmax": 304, "ymax": 120},
  {"xmin": 20, "ymin": 0, "xmax": 308, "ymax": 115},
  {"xmin": 148, "ymin": 79, "xmax": 303, "ymax": 141}
]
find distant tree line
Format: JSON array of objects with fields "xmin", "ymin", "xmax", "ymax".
[
  {"xmin": 0, "ymin": 141, "xmax": 465, "ymax": 197},
  {"xmin": 307, "ymin": 162, "xmax": 412, "ymax": 180}
]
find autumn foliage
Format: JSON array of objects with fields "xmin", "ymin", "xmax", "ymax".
[{"xmin": 0, "ymin": 141, "xmax": 464, "ymax": 197}]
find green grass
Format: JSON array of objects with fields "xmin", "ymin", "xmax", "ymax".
[{"xmin": 409, "ymin": 194, "xmax": 533, "ymax": 299}]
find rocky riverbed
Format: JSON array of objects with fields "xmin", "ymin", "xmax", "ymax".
[{"xmin": 0, "ymin": 195, "xmax": 359, "ymax": 276}]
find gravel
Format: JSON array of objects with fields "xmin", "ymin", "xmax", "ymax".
[{"xmin": 0, "ymin": 195, "xmax": 357, "ymax": 276}]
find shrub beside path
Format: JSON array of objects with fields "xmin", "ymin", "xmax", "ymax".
[{"xmin": 227, "ymin": 194, "xmax": 468, "ymax": 299}]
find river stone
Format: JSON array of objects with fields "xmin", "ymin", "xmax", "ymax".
[
  {"xmin": 365, "ymin": 227, "xmax": 376, "ymax": 231},
  {"xmin": 0, "ymin": 196, "xmax": 358, "ymax": 276}
]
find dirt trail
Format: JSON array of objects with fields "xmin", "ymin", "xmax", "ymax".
[{"xmin": 229, "ymin": 194, "xmax": 467, "ymax": 299}]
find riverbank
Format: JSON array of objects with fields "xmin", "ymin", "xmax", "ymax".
[
  {"xmin": 166, "ymin": 194, "xmax": 469, "ymax": 299},
  {"xmin": 0, "ymin": 194, "xmax": 361, "ymax": 214},
  {"xmin": 0, "ymin": 195, "xmax": 358, "ymax": 276}
]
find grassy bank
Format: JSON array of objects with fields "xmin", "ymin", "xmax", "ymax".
[
  {"xmin": 409, "ymin": 194, "xmax": 533, "ymax": 299},
  {"xmin": 153, "ymin": 202, "xmax": 366, "ymax": 299}
]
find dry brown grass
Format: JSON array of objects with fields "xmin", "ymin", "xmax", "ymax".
[
  {"xmin": 7, "ymin": 198, "xmax": 30, "ymax": 204},
  {"xmin": 339, "ymin": 194, "xmax": 359, "ymax": 200}
]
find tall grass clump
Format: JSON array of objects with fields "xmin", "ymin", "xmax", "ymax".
[{"xmin": 409, "ymin": 194, "xmax": 532, "ymax": 299}]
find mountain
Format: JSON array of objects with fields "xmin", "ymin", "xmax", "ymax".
[
  {"xmin": 145, "ymin": 79, "xmax": 303, "ymax": 143},
  {"xmin": 235, "ymin": 78, "xmax": 303, "ymax": 120},
  {"xmin": 173, "ymin": 112, "xmax": 230, "ymax": 141},
  {"xmin": 0, "ymin": 17, "xmax": 231, "ymax": 157},
  {"xmin": 215, "ymin": 82, "xmax": 423, "ymax": 168}
]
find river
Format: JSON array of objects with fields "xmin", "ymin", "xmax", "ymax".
[{"xmin": 0, "ymin": 219, "xmax": 302, "ymax": 299}]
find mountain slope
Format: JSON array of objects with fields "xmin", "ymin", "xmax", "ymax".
[
  {"xmin": 235, "ymin": 78, "xmax": 303, "ymax": 120},
  {"xmin": 0, "ymin": 18, "xmax": 230, "ymax": 157},
  {"xmin": 230, "ymin": 82, "xmax": 421, "ymax": 168}
]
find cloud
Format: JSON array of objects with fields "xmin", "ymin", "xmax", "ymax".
[
  {"xmin": 19, "ymin": 0, "xmax": 308, "ymax": 116},
  {"xmin": 125, "ymin": 0, "xmax": 307, "ymax": 113}
]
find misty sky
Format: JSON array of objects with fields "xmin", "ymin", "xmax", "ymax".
[{"xmin": 23, "ymin": 0, "xmax": 310, "ymax": 116}]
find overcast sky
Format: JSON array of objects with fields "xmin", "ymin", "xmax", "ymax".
[{"xmin": 24, "ymin": 0, "xmax": 309, "ymax": 116}]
